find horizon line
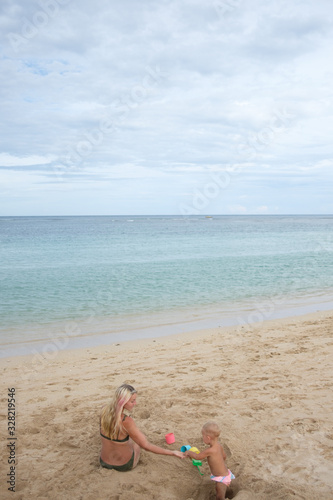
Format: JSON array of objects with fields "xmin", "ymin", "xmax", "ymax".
[{"xmin": 1, "ymin": 214, "xmax": 333, "ymax": 218}]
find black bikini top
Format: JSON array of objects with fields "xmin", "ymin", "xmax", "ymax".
[{"xmin": 100, "ymin": 415, "xmax": 130, "ymax": 442}]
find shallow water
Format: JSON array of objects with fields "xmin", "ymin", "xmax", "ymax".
[{"xmin": 1, "ymin": 215, "xmax": 333, "ymax": 354}]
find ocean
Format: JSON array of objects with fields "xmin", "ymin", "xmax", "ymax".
[{"xmin": 1, "ymin": 215, "xmax": 333, "ymax": 356}]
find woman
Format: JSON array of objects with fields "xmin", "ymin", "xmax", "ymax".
[{"xmin": 100, "ymin": 383, "xmax": 183, "ymax": 471}]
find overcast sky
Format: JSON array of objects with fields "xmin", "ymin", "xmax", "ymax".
[{"xmin": 1, "ymin": 0, "xmax": 332, "ymax": 215}]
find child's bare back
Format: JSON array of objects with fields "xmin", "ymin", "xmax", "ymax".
[{"xmin": 206, "ymin": 440, "xmax": 229, "ymax": 476}]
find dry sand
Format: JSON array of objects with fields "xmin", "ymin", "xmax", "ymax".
[{"xmin": 1, "ymin": 310, "xmax": 332, "ymax": 499}]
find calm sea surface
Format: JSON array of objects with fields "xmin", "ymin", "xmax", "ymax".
[{"xmin": 1, "ymin": 215, "xmax": 333, "ymax": 355}]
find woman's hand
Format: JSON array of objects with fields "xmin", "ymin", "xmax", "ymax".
[{"xmin": 172, "ymin": 450, "xmax": 185, "ymax": 458}]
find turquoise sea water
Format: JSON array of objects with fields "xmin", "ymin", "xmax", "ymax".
[{"xmin": 1, "ymin": 215, "xmax": 333, "ymax": 355}]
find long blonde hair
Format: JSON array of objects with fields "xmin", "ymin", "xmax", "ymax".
[{"xmin": 100, "ymin": 384, "xmax": 137, "ymax": 439}]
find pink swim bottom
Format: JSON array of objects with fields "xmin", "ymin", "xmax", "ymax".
[{"xmin": 210, "ymin": 470, "xmax": 235, "ymax": 486}]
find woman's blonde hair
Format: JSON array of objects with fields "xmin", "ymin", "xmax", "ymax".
[{"xmin": 100, "ymin": 384, "xmax": 137, "ymax": 439}]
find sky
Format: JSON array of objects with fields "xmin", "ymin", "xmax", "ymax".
[{"xmin": 0, "ymin": 0, "xmax": 332, "ymax": 215}]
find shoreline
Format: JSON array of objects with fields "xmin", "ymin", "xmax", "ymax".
[
  {"xmin": 1, "ymin": 292, "xmax": 333, "ymax": 359},
  {"xmin": 1, "ymin": 308, "xmax": 332, "ymax": 368},
  {"xmin": 0, "ymin": 310, "xmax": 332, "ymax": 499}
]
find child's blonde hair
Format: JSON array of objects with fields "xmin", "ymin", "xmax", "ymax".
[
  {"xmin": 202, "ymin": 421, "xmax": 221, "ymax": 438},
  {"xmin": 100, "ymin": 384, "xmax": 136, "ymax": 439}
]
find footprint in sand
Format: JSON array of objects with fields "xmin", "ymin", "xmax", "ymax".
[
  {"xmin": 136, "ymin": 410, "xmax": 150, "ymax": 419},
  {"xmin": 288, "ymin": 417, "xmax": 319, "ymax": 434},
  {"xmin": 27, "ymin": 426, "xmax": 40, "ymax": 434},
  {"xmin": 232, "ymin": 491, "xmax": 255, "ymax": 500},
  {"xmin": 59, "ymin": 441, "xmax": 79, "ymax": 448}
]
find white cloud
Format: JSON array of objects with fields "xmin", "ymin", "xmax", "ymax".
[
  {"xmin": 0, "ymin": 0, "xmax": 333, "ymax": 215},
  {"xmin": 0, "ymin": 153, "xmax": 55, "ymax": 166}
]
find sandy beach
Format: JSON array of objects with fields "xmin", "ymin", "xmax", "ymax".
[{"xmin": 1, "ymin": 310, "xmax": 332, "ymax": 499}]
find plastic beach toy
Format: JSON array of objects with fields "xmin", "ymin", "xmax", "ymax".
[
  {"xmin": 180, "ymin": 445, "xmax": 191, "ymax": 452},
  {"xmin": 192, "ymin": 457, "xmax": 204, "ymax": 475},
  {"xmin": 181, "ymin": 445, "xmax": 204, "ymax": 475},
  {"xmin": 192, "ymin": 458, "xmax": 201, "ymax": 464},
  {"xmin": 165, "ymin": 432, "xmax": 175, "ymax": 444}
]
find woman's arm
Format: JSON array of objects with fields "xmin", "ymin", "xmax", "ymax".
[{"xmin": 124, "ymin": 417, "xmax": 183, "ymax": 458}]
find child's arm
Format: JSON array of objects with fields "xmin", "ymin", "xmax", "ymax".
[{"xmin": 185, "ymin": 448, "xmax": 212, "ymax": 460}]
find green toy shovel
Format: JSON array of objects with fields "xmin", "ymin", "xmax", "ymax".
[{"xmin": 192, "ymin": 458, "xmax": 204, "ymax": 475}]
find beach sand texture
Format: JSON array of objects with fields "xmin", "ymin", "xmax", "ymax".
[{"xmin": 1, "ymin": 311, "xmax": 332, "ymax": 499}]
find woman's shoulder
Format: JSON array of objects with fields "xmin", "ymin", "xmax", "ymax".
[
  {"xmin": 122, "ymin": 414, "xmax": 135, "ymax": 428},
  {"xmin": 122, "ymin": 413, "xmax": 134, "ymax": 422}
]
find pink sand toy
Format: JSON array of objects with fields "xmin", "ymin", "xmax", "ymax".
[{"xmin": 165, "ymin": 432, "xmax": 175, "ymax": 444}]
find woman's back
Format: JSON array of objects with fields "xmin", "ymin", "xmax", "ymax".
[{"xmin": 100, "ymin": 414, "xmax": 135, "ymax": 467}]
